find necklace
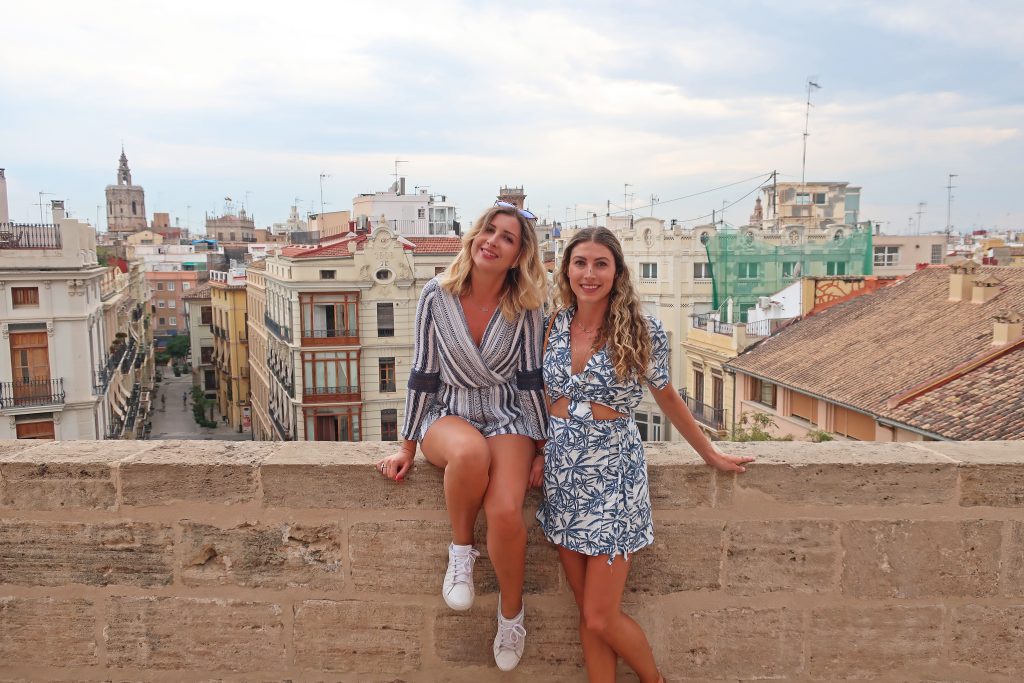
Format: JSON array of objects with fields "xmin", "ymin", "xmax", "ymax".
[
  {"xmin": 572, "ymin": 320, "xmax": 599, "ymax": 334},
  {"xmin": 464, "ymin": 294, "xmax": 495, "ymax": 313}
]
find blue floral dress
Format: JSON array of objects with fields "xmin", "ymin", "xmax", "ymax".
[{"xmin": 536, "ymin": 308, "xmax": 671, "ymax": 562}]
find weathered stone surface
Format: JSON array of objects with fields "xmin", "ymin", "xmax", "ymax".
[
  {"xmin": 105, "ymin": 596, "xmax": 286, "ymax": 670},
  {"xmin": 262, "ymin": 441, "xmax": 446, "ymax": 509},
  {"xmin": 350, "ymin": 519, "xmax": 561, "ymax": 596},
  {"xmin": 629, "ymin": 521, "xmax": 721, "ymax": 594},
  {"xmin": 0, "ymin": 441, "xmax": 146, "ymax": 510},
  {"xmin": 951, "ymin": 604, "xmax": 1024, "ymax": 675},
  {"xmin": 645, "ymin": 444, "xmax": 716, "ymax": 509},
  {"xmin": 0, "ymin": 521, "xmax": 173, "ymax": 586},
  {"xmin": 807, "ymin": 606, "xmax": 943, "ymax": 679},
  {"xmin": 960, "ymin": 465, "xmax": 1024, "ymax": 507},
  {"xmin": 179, "ymin": 522, "xmax": 343, "ymax": 590},
  {"xmin": 665, "ymin": 607, "xmax": 802, "ymax": 680},
  {"xmin": 120, "ymin": 441, "xmax": 271, "ymax": 506},
  {"xmin": 728, "ymin": 441, "xmax": 956, "ymax": 506},
  {"xmin": 842, "ymin": 520, "xmax": 1001, "ymax": 598},
  {"xmin": 1004, "ymin": 522, "xmax": 1024, "ymax": 597},
  {"xmin": 294, "ymin": 599, "xmax": 422, "ymax": 673},
  {"xmin": 434, "ymin": 599, "xmax": 583, "ymax": 673},
  {"xmin": 0, "ymin": 597, "xmax": 97, "ymax": 666},
  {"xmin": 725, "ymin": 520, "xmax": 838, "ymax": 595}
]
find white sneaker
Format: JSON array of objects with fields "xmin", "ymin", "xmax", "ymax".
[
  {"xmin": 442, "ymin": 543, "xmax": 480, "ymax": 611},
  {"xmin": 493, "ymin": 599, "xmax": 526, "ymax": 672}
]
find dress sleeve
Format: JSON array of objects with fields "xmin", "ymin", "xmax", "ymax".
[
  {"xmin": 401, "ymin": 280, "xmax": 441, "ymax": 440},
  {"xmin": 643, "ymin": 316, "xmax": 671, "ymax": 390},
  {"xmin": 514, "ymin": 306, "xmax": 548, "ymax": 440}
]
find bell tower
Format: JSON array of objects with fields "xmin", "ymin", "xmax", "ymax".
[{"xmin": 105, "ymin": 147, "xmax": 148, "ymax": 234}]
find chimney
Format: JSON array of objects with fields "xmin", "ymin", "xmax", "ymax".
[
  {"xmin": 398, "ymin": 177, "xmax": 406, "ymax": 196},
  {"xmin": 992, "ymin": 310, "xmax": 1024, "ymax": 346},
  {"xmin": 971, "ymin": 272, "xmax": 1002, "ymax": 304},
  {"xmin": 948, "ymin": 258, "xmax": 979, "ymax": 302},
  {"xmin": 0, "ymin": 168, "xmax": 8, "ymax": 223},
  {"xmin": 50, "ymin": 199, "xmax": 65, "ymax": 224}
]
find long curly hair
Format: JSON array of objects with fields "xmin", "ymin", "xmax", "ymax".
[
  {"xmin": 440, "ymin": 205, "xmax": 547, "ymax": 319},
  {"xmin": 555, "ymin": 227, "xmax": 650, "ymax": 380}
]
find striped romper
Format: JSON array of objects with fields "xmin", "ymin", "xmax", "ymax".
[{"xmin": 402, "ymin": 277, "xmax": 547, "ymax": 442}]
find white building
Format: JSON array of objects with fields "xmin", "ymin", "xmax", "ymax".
[{"xmin": 352, "ymin": 178, "xmax": 457, "ymax": 236}]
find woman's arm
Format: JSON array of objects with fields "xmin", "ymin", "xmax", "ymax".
[{"xmin": 650, "ymin": 383, "xmax": 754, "ymax": 473}]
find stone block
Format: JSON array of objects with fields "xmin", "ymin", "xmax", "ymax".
[
  {"xmin": 0, "ymin": 596, "xmax": 97, "ymax": 666},
  {"xmin": 665, "ymin": 607, "xmax": 802, "ymax": 680},
  {"xmin": 293, "ymin": 599, "xmax": 422, "ymax": 673},
  {"xmin": 645, "ymin": 445, "xmax": 716, "ymax": 509},
  {"xmin": 729, "ymin": 440, "xmax": 956, "ymax": 506},
  {"xmin": 960, "ymin": 465, "xmax": 1024, "ymax": 507},
  {"xmin": 807, "ymin": 606, "xmax": 943, "ymax": 679},
  {"xmin": 951, "ymin": 604, "xmax": 1024, "ymax": 675},
  {"xmin": 262, "ymin": 441, "xmax": 446, "ymax": 509},
  {"xmin": 105, "ymin": 596, "xmax": 286, "ymax": 670},
  {"xmin": 119, "ymin": 441, "xmax": 270, "ymax": 506},
  {"xmin": 0, "ymin": 521, "xmax": 173, "ymax": 587},
  {"xmin": 349, "ymin": 519, "xmax": 560, "ymax": 596},
  {"xmin": 1004, "ymin": 522, "xmax": 1024, "ymax": 597},
  {"xmin": 842, "ymin": 520, "xmax": 1001, "ymax": 598},
  {"xmin": 628, "ymin": 521, "xmax": 721, "ymax": 594},
  {"xmin": 179, "ymin": 522, "xmax": 343, "ymax": 590},
  {"xmin": 434, "ymin": 599, "xmax": 583, "ymax": 674},
  {"xmin": 725, "ymin": 520, "xmax": 838, "ymax": 595}
]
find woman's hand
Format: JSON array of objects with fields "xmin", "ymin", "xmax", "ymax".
[
  {"xmin": 702, "ymin": 447, "xmax": 754, "ymax": 473},
  {"xmin": 376, "ymin": 445, "xmax": 415, "ymax": 482},
  {"xmin": 529, "ymin": 454, "xmax": 545, "ymax": 488}
]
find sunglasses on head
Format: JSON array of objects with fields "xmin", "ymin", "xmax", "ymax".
[{"xmin": 494, "ymin": 201, "xmax": 537, "ymax": 221}]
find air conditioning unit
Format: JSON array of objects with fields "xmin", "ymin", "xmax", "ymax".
[{"xmin": 757, "ymin": 296, "xmax": 772, "ymax": 309}]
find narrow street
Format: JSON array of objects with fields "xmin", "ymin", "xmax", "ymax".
[{"xmin": 148, "ymin": 371, "xmax": 251, "ymax": 441}]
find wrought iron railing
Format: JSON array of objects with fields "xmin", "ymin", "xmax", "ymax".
[
  {"xmin": 691, "ymin": 314, "xmax": 734, "ymax": 336},
  {"xmin": 679, "ymin": 389, "xmax": 726, "ymax": 431},
  {"xmin": 744, "ymin": 317, "xmax": 797, "ymax": 338},
  {"xmin": 0, "ymin": 378, "xmax": 66, "ymax": 408},
  {"xmin": 269, "ymin": 406, "xmax": 292, "ymax": 440},
  {"xmin": 303, "ymin": 327, "xmax": 358, "ymax": 340},
  {"xmin": 304, "ymin": 385, "xmax": 359, "ymax": 398},
  {"xmin": 264, "ymin": 313, "xmax": 291, "ymax": 342},
  {"xmin": 377, "ymin": 327, "xmax": 395, "ymax": 338},
  {"xmin": 0, "ymin": 223, "xmax": 62, "ymax": 249}
]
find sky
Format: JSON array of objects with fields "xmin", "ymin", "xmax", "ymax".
[{"xmin": 1, "ymin": 0, "xmax": 1022, "ymax": 235}]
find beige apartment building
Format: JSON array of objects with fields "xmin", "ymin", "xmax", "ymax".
[
  {"xmin": 245, "ymin": 260, "xmax": 271, "ymax": 440},
  {"xmin": 210, "ymin": 267, "xmax": 251, "ymax": 433},
  {"xmin": 872, "ymin": 233, "xmax": 948, "ymax": 275},
  {"xmin": 182, "ymin": 282, "xmax": 215, "ymax": 397},
  {"xmin": 252, "ymin": 228, "xmax": 459, "ymax": 441}
]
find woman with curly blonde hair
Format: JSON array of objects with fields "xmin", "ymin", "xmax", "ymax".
[
  {"xmin": 534, "ymin": 227, "xmax": 753, "ymax": 683},
  {"xmin": 377, "ymin": 202, "xmax": 548, "ymax": 671}
]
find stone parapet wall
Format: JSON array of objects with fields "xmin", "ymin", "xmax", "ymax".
[{"xmin": 0, "ymin": 439, "xmax": 1022, "ymax": 682}]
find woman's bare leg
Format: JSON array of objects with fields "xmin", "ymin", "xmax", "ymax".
[
  {"xmin": 581, "ymin": 554, "xmax": 661, "ymax": 683},
  {"xmin": 421, "ymin": 416, "xmax": 491, "ymax": 545},
  {"xmin": 481, "ymin": 433, "xmax": 534, "ymax": 618},
  {"xmin": 558, "ymin": 547, "xmax": 617, "ymax": 682}
]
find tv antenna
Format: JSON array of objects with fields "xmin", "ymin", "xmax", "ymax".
[
  {"xmin": 392, "ymin": 159, "xmax": 408, "ymax": 192},
  {"xmin": 916, "ymin": 201, "xmax": 927, "ymax": 235},
  {"xmin": 801, "ymin": 77, "xmax": 822, "ymax": 187},
  {"xmin": 945, "ymin": 174, "xmax": 958, "ymax": 241}
]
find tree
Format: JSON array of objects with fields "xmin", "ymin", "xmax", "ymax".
[{"xmin": 166, "ymin": 335, "xmax": 191, "ymax": 359}]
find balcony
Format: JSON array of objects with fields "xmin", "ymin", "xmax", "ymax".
[
  {"xmin": 303, "ymin": 385, "xmax": 360, "ymax": 403},
  {"xmin": 691, "ymin": 313, "xmax": 734, "ymax": 336},
  {"xmin": 264, "ymin": 313, "xmax": 291, "ymax": 342},
  {"xmin": 744, "ymin": 317, "xmax": 797, "ymax": 338},
  {"xmin": 301, "ymin": 327, "xmax": 358, "ymax": 346},
  {"xmin": 269, "ymin": 406, "xmax": 292, "ymax": 440},
  {"xmin": 267, "ymin": 352, "xmax": 294, "ymax": 398},
  {"xmin": 0, "ymin": 378, "xmax": 66, "ymax": 409},
  {"xmin": 0, "ymin": 223, "xmax": 62, "ymax": 250},
  {"xmin": 679, "ymin": 389, "xmax": 726, "ymax": 432}
]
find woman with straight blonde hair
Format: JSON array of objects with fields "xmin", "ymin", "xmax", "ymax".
[
  {"xmin": 377, "ymin": 202, "xmax": 548, "ymax": 671},
  {"xmin": 534, "ymin": 227, "xmax": 753, "ymax": 682}
]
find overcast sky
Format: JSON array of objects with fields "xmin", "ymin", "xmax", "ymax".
[{"xmin": 2, "ymin": 1, "xmax": 1022, "ymax": 234}]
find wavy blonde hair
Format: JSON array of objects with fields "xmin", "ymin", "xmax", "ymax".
[
  {"xmin": 440, "ymin": 205, "xmax": 547, "ymax": 319},
  {"xmin": 555, "ymin": 227, "xmax": 650, "ymax": 381}
]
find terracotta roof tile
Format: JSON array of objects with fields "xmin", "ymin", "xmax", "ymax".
[
  {"xmin": 404, "ymin": 236, "xmax": 462, "ymax": 254},
  {"xmin": 181, "ymin": 282, "xmax": 212, "ymax": 300},
  {"xmin": 726, "ymin": 266, "xmax": 1024, "ymax": 440}
]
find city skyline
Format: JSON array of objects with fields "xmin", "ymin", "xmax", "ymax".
[{"xmin": 1, "ymin": 1, "xmax": 1022, "ymax": 234}]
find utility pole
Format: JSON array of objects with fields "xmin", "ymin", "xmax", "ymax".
[
  {"xmin": 916, "ymin": 202, "xmax": 927, "ymax": 235},
  {"xmin": 945, "ymin": 173, "xmax": 958, "ymax": 241},
  {"xmin": 801, "ymin": 78, "xmax": 822, "ymax": 187}
]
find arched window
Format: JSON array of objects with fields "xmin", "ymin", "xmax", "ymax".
[{"xmin": 132, "ymin": 200, "xmax": 137, "ymax": 215}]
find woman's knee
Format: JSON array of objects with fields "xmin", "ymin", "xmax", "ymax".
[
  {"xmin": 446, "ymin": 441, "xmax": 490, "ymax": 476},
  {"xmin": 581, "ymin": 602, "xmax": 616, "ymax": 638},
  {"xmin": 484, "ymin": 498, "xmax": 526, "ymax": 536}
]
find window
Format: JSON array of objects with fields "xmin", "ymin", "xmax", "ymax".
[
  {"xmin": 381, "ymin": 408, "xmax": 398, "ymax": 441},
  {"xmin": 168, "ymin": 300, "xmax": 176, "ymax": 309},
  {"xmin": 435, "ymin": 266, "xmax": 447, "ymax": 276},
  {"xmin": 874, "ymin": 246, "xmax": 899, "ymax": 267},
  {"xmin": 182, "ymin": 282, "xmax": 191, "ymax": 291},
  {"xmin": 301, "ymin": 293, "xmax": 358, "ymax": 340},
  {"xmin": 377, "ymin": 303, "xmax": 395, "ymax": 337},
  {"xmin": 417, "ymin": 208, "xmax": 426, "ymax": 219},
  {"xmin": 826, "ymin": 261, "xmax": 847, "ymax": 276},
  {"xmin": 795, "ymin": 193, "xmax": 811, "ymax": 205},
  {"xmin": 302, "ymin": 350, "xmax": 360, "ymax": 399},
  {"xmin": 752, "ymin": 378, "xmax": 777, "ymax": 408},
  {"xmin": 319, "ymin": 270, "xmax": 336, "ymax": 280},
  {"xmin": 931, "ymin": 244, "xmax": 943, "ymax": 264},
  {"xmin": 782, "ymin": 261, "xmax": 799, "ymax": 279},
  {"xmin": 845, "ymin": 211, "xmax": 858, "ymax": 225},
  {"xmin": 640, "ymin": 263, "xmax": 658, "ymax": 280},
  {"xmin": 635, "ymin": 412, "xmax": 663, "ymax": 442},
  {"xmin": 739, "ymin": 303, "xmax": 755, "ymax": 323},
  {"xmin": 131, "ymin": 200, "xmax": 137, "ymax": 215},
  {"xmin": 201, "ymin": 306, "xmax": 213, "ymax": 325},
  {"xmin": 201, "ymin": 346, "xmax": 214, "ymax": 363},
  {"xmin": 169, "ymin": 317, "xmax": 177, "ymax": 326},
  {"xmin": 738, "ymin": 262, "xmax": 759, "ymax": 279},
  {"xmin": 833, "ymin": 405, "xmax": 876, "ymax": 441},
  {"xmin": 157, "ymin": 300, "xmax": 166, "ymax": 308},
  {"xmin": 693, "ymin": 368, "xmax": 705, "ymax": 403},
  {"xmin": 12, "ymin": 287, "xmax": 39, "ymax": 308},
  {"xmin": 167, "ymin": 282, "xmax": 175, "ymax": 291},
  {"xmin": 693, "ymin": 262, "xmax": 712, "ymax": 279},
  {"xmin": 789, "ymin": 391, "xmax": 818, "ymax": 425},
  {"xmin": 159, "ymin": 317, "xmax": 166, "ymax": 325},
  {"xmin": 379, "ymin": 357, "xmax": 396, "ymax": 392},
  {"xmin": 157, "ymin": 282, "xmax": 164, "ymax": 291},
  {"xmin": 229, "ymin": 232, "xmax": 236, "ymax": 241},
  {"xmin": 813, "ymin": 192, "xmax": 827, "ymax": 205},
  {"xmin": 305, "ymin": 407, "xmax": 361, "ymax": 441}
]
